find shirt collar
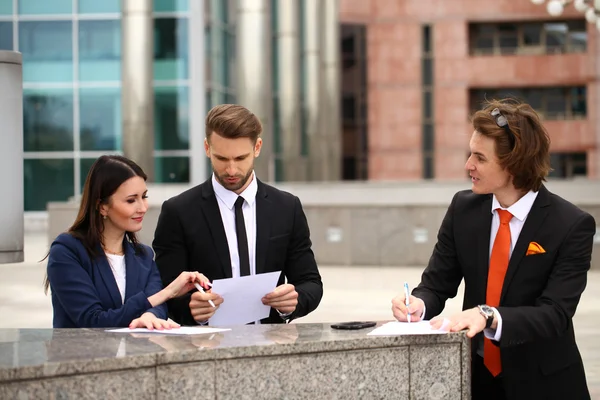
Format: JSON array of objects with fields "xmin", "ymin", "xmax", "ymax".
[
  {"xmin": 491, "ymin": 190, "xmax": 538, "ymax": 222},
  {"xmin": 211, "ymin": 172, "xmax": 258, "ymax": 210}
]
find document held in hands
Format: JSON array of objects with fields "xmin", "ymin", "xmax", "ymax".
[
  {"xmin": 209, "ymin": 271, "xmax": 281, "ymax": 326},
  {"xmin": 367, "ymin": 321, "xmax": 448, "ymax": 336}
]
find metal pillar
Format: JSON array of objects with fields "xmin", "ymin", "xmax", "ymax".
[
  {"xmin": 0, "ymin": 51, "xmax": 24, "ymax": 264},
  {"xmin": 122, "ymin": 0, "xmax": 154, "ymax": 180},
  {"xmin": 322, "ymin": 0, "xmax": 341, "ymax": 181},
  {"xmin": 236, "ymin": 0, "xmax": 272, "ymax": 181},
  {"xmin": 277, "ymin": 0, "xmax": 301, "ymax": 181}
]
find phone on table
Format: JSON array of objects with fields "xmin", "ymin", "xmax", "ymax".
[{"xmin": 330, "ymin": 321, "xmax": 376, "ymax": 330}]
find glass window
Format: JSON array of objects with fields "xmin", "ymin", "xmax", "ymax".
[
  {"xmin": 545, "ymin": 23, "xmax": 567, "ymax": 53},
  {"xmin": 79, "ymin": 20, "xmax": 121, "ymax": 82},
  {"xmin": 154, "ymin": 86, "xmax": 189, "ymax": 150},
  {"xmin": 522, "ymin": 23, "xmax": 542, "ymax": 46},
  {"xmin": 19, "ymin": 21, "xmax": 73, "ymax": 82},
  {"xmin": 79, "ymin": 0, "xmax": 120, "ymax": 14},
  {"xmin": 24, "ymin": 158, "xmax": 74, "ymax": 211},
  {"xmin": 155, "ymin": 156, "xmax": 189, "ymax": 183},
  {"xmin": 570, "ymin": 87, "xmax": 586, "ymax": 117},
  {"xmin": 154, "ymin": 18, "xmax": 189, "ymax": 80},
  {"xmin": 0, "ymin": 0, "xmax": 12, "ymax": 14},
  {"xmin": 422, "ymin": 58, "xmax": 433, "ymax": 86},
  {"xmin": 80, "ymin": 158, "xmax": 98, "ymax": 190},
  {"xmin": 154, "ymin": 0, "xmax": 189, "ymax": 12},
  {"xmin": 80, "ymin": 88, "xmax": 121, "ymax": 151},
  {"xmin": 0, "ymin": 22, "xmax": 12, "ymax": 50},
  {"xmin": 18, "ymin": 0, "xmax": 71, "ymax": 15},
  {"xmin": 24, "ymin": 88, "xmax": 74, "ymax": 152}
]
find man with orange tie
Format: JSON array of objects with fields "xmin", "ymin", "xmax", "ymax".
[{"xmin": 391, "ymin": 99, "xmax": 595, "ymax": 400}]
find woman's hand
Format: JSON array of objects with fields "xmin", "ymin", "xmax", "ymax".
[
  {"xmin": 129, "ymin": 312, "xmax": 180, "ymax": 330},
  {"xmin": 165, "ymin": 271, "xmax": 211, "ymax": 299}
]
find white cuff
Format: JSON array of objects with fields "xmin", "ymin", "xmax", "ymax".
[{"xmin": 483, "ymin": 307, "xmax": 502, "ymax": 341}]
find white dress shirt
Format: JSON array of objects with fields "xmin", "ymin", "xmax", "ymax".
[
  {"xmin": 212, "ymin": 173, "xmax": 258, "ymax": 278},
  {"xmin": 484, "ymin": 190, "xmax": 538, "ymax": 341},
  {"xmin": 106, "ymin": 254, "xmax": 126, "ymax": 304}
]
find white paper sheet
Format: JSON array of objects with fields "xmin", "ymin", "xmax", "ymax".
[
  {"xmin": 367, "ymin": 321, "xmax": 449, "ymax": 336},
  {"xmin": 106, "ymin": 326, "xmax": 231, "ymax": 335},
  {"xmin": 208, "ymin": 271, "xmax": 281, "ymax": 326}
]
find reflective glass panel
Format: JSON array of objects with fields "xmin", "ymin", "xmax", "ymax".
[
  {"xmin": 154, "ymin": 0, "xmax": 188, "ymax": 12},
  {"xmin": 154, "ymin": 86, "xmax": 189, "ymax": 150},
  {"xmin": 154, "ymin": 18, "xmax": 188, "ymax": 80},
  {"xmin": 19, "ymin": 0, "xmax": 71, "ymax": 15},
  {"xmin": 79, "ymin": 20, "xmax": 121, "ymax": 81},
  {"xmin": 155, "ymin": 156, "xmax": 189, "ymax": 183},
  {"xmin": 19, "ymin": 21, "xmax": 73, "ymax": 82},
  {"xmin": 80, "ymin": 88, "xmax": 121, "ymax": 151},
  {"xmin": 79, "ymin": 0, "xmax": 120, "ymax": 14},
  {"xmin": 0, "ymin": 0, "xmax": 11, "ymax": 15},
  {"xmin": 0, "ymin": 21, "xmax": 12, "ymax": 50},
  {"xmin": 23, "ymin": 88, "xmax": 74, "ymax": 151},
  {"xmin": 24, "ymin": 158, "xmax": 74, "ymax": 211}
]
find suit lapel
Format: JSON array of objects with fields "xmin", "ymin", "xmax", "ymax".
[
  {"xmin": 95, "ymin": 244, "xmax": 123, "ymax": 308},
  {"xmin": 255, "ymin": 180, "xmax": 272, "ymax": 275},
  {"xmin": 500, "ymin": 186, "xmax": 550, "ymax": 303},
  {"xmin": 123, "ymin": 242, "xmax": 139, "ymax": 301},
  {"xmin": 476, "ymin": 195, "xmax": 493, "ymax": 303},
  {"xmin": 200, "ymin": 180, "xmax": 233, "ymax": 278}
]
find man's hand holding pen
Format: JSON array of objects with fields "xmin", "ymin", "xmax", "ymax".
[
  {"xmin": 189, "ymin": 283, "xmax": 223, "ymax": 323},
  {"xmin": 391, "ymin": 292, "xmax": 425, "ymax": 322}
]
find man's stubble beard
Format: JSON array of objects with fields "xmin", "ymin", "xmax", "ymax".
[{"xmin": 214, "ymin": 165, "xmax": 254, "ymax": 192}]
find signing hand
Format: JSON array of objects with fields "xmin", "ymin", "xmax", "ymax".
[
  {"xmin": 391, "ymin": 293, "xmax": 425, "ymax": 322},
  {"xmin": 430, "ymin": 308, "xmax": 487, "ymax": 338},
  {"xmin": 262, "ymin": 284, "xmax": 298, "ymax": 314},
  {"xmin": 129, "ymin": 312, "xmax": 180, "ymax": 330},
  {"xmin": 189, "ymin": 290, "xmax": 223, "ymax": 323},
  {"xmin": 166, "ymin": 271, "xmax": 210, "ymax": 299}
]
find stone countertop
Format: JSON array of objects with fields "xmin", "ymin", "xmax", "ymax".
[{"xmin": 0, "ymin": 322, "xmax": 468, "ymax": 383}]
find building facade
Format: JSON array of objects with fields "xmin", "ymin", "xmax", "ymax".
[
  {"xmin": 1, "ymin": 0, "xmax": 599, "ymax": 212},
  {"xmin": 340, "ymin": 0, "xmax": 599, "ymax": 181}
]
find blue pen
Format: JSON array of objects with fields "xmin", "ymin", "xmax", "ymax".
[{"xmin": 404, "ymin": 282, "xmax": 411, "ymax": 323}]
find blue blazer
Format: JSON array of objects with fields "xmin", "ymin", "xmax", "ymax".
[{"xmin": 47, "ymin": 233, "xmax": 167, "ymax": 328}]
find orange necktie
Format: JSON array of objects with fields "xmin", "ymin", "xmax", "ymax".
[{"xmin": 484, "ymin": 209, "xmax": 513, "ymax": 377}]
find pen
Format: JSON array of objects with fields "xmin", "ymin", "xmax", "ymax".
[
  {"xmin": 404, "ymin": 282, "xmax": 411, "ymax": 323},
  {"xmin": 194, "ymin": 282, "xmax": 216, "ymax": 308}
]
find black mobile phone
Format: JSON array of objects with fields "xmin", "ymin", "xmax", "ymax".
[{"xmin": 330, "ymin": 321, "xmax": 376, "ymax": 330}]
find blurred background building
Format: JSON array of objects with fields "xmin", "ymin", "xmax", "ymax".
[{"xmin": 0, "ymin": 0, "xmax": 598, "ymax": 213}]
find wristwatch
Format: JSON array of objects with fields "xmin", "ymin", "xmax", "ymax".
[{"xmin": 477, "ymin": 305, "xmax": 495, "ymax": 329}]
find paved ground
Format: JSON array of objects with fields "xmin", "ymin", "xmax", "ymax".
[{"xmin": 1, "ymin": 233, "xmax": 599, "ymax": 397}]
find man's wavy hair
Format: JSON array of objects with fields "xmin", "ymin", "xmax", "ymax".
[{"xmin": 471, "ymin": 98, "xmax": 552, "ymax": 192}]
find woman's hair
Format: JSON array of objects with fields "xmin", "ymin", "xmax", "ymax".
[
  {"xmin": 43, "ymin": 155, "xmax": 147, "ymax": 294},
  {"xmin": 471, "ymin": 98, "xmax": 551, "ymax": 192}
]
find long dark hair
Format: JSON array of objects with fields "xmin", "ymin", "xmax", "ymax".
[{"xmin": 43, "ymin": 155, "xmax": 148, "ymax": 294}]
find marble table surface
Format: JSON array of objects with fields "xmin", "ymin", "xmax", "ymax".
[{"xmin": 0, "ymin": 322, "xmax": 468, "ymax": 383}]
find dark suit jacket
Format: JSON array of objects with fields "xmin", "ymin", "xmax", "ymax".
[
  {"xmin": 412, "ymin": 186, "xmax": 594, "ymax": 399},
  {"xmin": 152, "ymin": 178, "xmax": 323, "ymax": 326},
  {"xmin": 47, "ymin": 233, "xmax": 167, "ymax": 328}
]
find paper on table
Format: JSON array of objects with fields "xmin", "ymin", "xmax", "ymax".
[
  {"xmin": 367, "ymin": 321, "xmax": 448, "ymax": 336},
  {"xmin": 106, "ymin": 326, "xmax": 231, "ymax": 335},
  {"xmin": 209, "ymin": 271, "xmax": 281, "ymax": 326}
]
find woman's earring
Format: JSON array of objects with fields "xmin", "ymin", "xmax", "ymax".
[{"xmin": 102, "ymin": 215, "xmax": 107, "ymax": 220}]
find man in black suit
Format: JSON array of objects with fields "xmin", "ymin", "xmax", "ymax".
[
  {"xmin": 153, "ymin": 104, "xmax": 323, "ymax": 326},
  {"xmin": 392, "ymin": 99, "xmax": 595, "ymax": 400}
]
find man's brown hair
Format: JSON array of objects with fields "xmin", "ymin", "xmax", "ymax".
[
  {"xmin": 205, "ymin": 104, "xmax": 262, "ymax": 143},
  {"xmin": 471, "ymin": 98, "xmax": 551, "ymax": 192}
]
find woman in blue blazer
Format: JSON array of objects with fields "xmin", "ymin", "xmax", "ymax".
[{"xmin": 45, "ymin": 155, "xmax": 210, "ymax": 329}]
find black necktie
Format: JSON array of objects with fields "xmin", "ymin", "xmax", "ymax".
[{"xmin": 234, "ymin": 196, "xmax": 251, "ymax": 276}]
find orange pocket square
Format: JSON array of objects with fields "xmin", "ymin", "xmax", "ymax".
[{"xmin": 526, "ymin": 242, "xmax": 546, "ymax": 256}]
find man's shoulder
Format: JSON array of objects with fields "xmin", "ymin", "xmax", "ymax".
[
  {"xmin": 452, "ymin": 189, "xmax": 490, "ymax": 208},
  {"xmin": 162, "ymin": 181, "xmax": 208, "ymax": 209},
  {"xmin": 546, "ymin": 189, "xmax": 593, "ymax": 222},
  {"xmin": 258, "ymin": 180, "xmax": 299, "ymax": 205}
]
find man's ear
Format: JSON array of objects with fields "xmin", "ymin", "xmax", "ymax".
[{"xmin": 254, "ymin": 137, "xmax": 262, "ymax": 157}]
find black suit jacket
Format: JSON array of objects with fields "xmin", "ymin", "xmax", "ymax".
[
  {"xmin": 152, "ymin": 178, "xmax": 323, "ymax": 326},
  {"xmin": 412, "ymin": 185, "xmax": 594, "ymax": 399}
]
